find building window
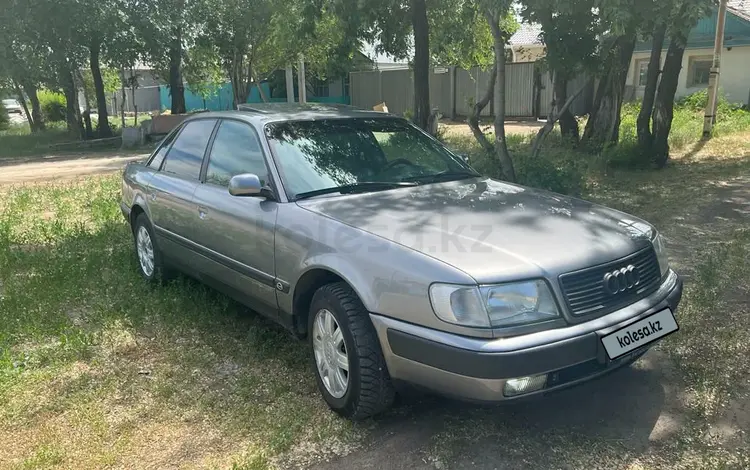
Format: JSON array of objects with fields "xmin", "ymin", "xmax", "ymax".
[
  {"xmin": 311, "ymin": 78, "xmax": 330, "ymax": 98},
  {"xmin": 688, "ymin": 56, "xmax": 713, "ymax": 87},
  {"xmin": 636, "ymin": 60, "xmax": 649, "ymax": 87}
]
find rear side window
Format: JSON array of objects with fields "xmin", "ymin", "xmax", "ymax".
[
  {"xmin": 162, "ymin": 119, "xmax": 217, "ymax": 179},
  {"xmin": 206, "ymin": 120, "xmax": 268, "ymax": 186},
  {"xmin": 148, "ymin": 128, "xmax": 180, "ymax": 169}
]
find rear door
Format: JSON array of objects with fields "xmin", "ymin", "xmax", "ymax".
[
  {"xmin": 147, "ymin": 118, "xmax": 218, "ymax": 267},
  {"xmin": 189, "ymin": 119, "xmax": 280, "ymax": 316}
]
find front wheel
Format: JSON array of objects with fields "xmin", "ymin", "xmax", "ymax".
[{"xmin": 309, "ymin": 282, "xmax": 395, "ymax": 420}]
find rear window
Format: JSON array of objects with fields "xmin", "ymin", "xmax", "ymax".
[{"xmin": 162, "ymin": 119, "xmax": 217, "ymax": 180}]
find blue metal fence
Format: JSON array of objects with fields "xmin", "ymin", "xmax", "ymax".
[{"xmin": 159, "ymin": 82, "xmax": 350, "ymax": 112}]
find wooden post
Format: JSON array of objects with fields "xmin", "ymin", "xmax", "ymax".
[
  {"xmin": 450, "ymin": 66, "xmax": 456, "ymax": 120},
  {"xmin": 285, "ymin": 64, "xmax": 295, "ymax": 103},
  {"xmin": 703, "ymin": 0, "xmax": 728, "ymax": 137},
  {"xmin": 297, "ymin": 55, "xmax": 307, "ymax": 104}
]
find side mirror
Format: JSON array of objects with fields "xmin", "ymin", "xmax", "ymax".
[
  {"xmin": 458, "ymin": 153, "xmax": 470, "ymax": 164},
  {"xmin": 228, "ymin": 173, "xmax": 276, "ymax": 200},
  {"xmin": 228, "ymin": 173, "xmax": 262, "ymax": 196}
]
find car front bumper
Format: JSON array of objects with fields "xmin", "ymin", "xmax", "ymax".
[{"xmin": 370, "ymin": 270, "xmax": 683, "ymax": 402}]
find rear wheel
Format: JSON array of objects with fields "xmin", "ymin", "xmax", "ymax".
[
  {"xmin": 132, "ymin": 213, "xmax": 171, "ymax": 283},
  {"xmin": 309, "ymin": 282, "xmax": 395, "ymax": 420}
]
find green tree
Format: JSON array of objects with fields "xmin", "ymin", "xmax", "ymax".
[
  {"xmin": 521, "ymin": 0, "xmax": 599, "ymax": 144},
  {"xmin": 28, "ymin": 0, "xmax": 88, "ymax": 139},
  {"xmin": 0, "ymin": 100, "xmax": 9, "ymax": 131},
  {"xmin": 429, "ymin": 0, "xmax": 493, "ymax": 70},
  {"xmin": 635, "ymin": 2, "xmax": 672, "ymax": 153},
  {"xmin": 77, "ymin": 0, "xmax": 123, "ymax": 137},
  {"xmin": 131, "ymin": 0, "xmax": 197, "ymax": 114},
  {"xmin": 579, "ymin": 0, "xmax": 646, "ymax": 148},
  {"xmin": 184, "ymin": 45, "xmax": 224, "ymax": 109},
  {"xmin": 0, "ymin": 0, "xmax": 51, "ymax": 132},
  {"xmin": 651, "ymin": 0, "xmax": 714, "ymax": 167},
  {"xmin": 196, "ymin": 0, "xmax": 274, "ymax": 107},
  {"xmin": 465, "ymin": 0, "xmax": 518, "ymax": 182}
]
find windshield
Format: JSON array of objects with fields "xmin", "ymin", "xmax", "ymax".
[
  {"xmin": 2, "ymin": 99, "xmax": 18, "ymax": 106},
  {"xmin": 264, "ymin": 118, "xmax": 476, "ymax": 199}
]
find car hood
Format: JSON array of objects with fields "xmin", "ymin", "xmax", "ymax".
[{"xmin": 296, "ymin": 178, "xmax": 656, "ymax": 283}]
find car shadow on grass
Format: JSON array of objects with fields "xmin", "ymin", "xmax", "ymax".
[{"xmin": 313, "ymin": 362, "xmax": 666, "ymax": 470}]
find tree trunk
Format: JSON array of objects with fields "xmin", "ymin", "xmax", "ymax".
[
  {"xmin": 531, "ymin": 80, "xmax": 590, "ymax": 159},
  {"xmin": 61, "ymin": 69, "xmax": 83, "ymax": 139},
  {"xmin": 467, "ymin": 63, "xmax": 497, "ymax": 157},
  {"xmin": 637, "ymin": 23, "xmax": 666, "ymax": 152},
  {"xmin": 130, "ymin": 65, "xmax": 138, "ymax": 126},
  {"xmin": 228, "ymin": 47, "xmax": 251, "ymax": 108},
  {"xmin": 487, "ymin": 11, "xmax": 516, "ymax": 182},
  {"xmin": 21, "ymin": 81, "xmax": 44, "ymax": 132},
  {"xmin": 13, "ymin": 81, "xmax": 34, "ymax": 132},
  {"xmin": 79, "ymin": 70, "xmax": 91, "ymax": 113},
  {"xmin": 652, "ymin": 32, "xmax": 687, "ymax": 168},
  {"xmin": 168, "ymin": 24, "xmax": 186, "ymax": 114},
  {"xmin": 411, "ymin": 0, "xmax": 431, "ymax": 132},
  {"xmin": 90, "ymin": 36, "xmax": 113, "ymax": 137},
  {"xmin": 253, "ymin": 70, "xmax": 270, "ymax": 103},
  {"xmin": 554, "ymin": 74, "xmax": 580, "ymax": 144},
  {"xmin": 83, "ymin": 111, "xmax": 93, "ymax": 138},
  {"xmin": 582, "ymin": 34, "xmax": 636, "ymax": 148},
  {"xmin": 120, "ymin": 68, "xmax": 127, "ymax": 129}
]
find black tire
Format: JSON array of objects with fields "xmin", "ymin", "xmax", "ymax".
[
  {"xmin": 132, "ymin": 213, "xmax": 172, "ymax": 283},
  {"xmin": 308, "ymin": 282, "xmax": 395, "ymax": 420}
]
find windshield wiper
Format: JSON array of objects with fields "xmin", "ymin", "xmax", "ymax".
[
  {"xmin": 402, "ymin": 170, "xmax": 480, "ymax": 184},
  {"xmin": 294, "ymin": 181, "xmax": 418, "ymax": 200}
]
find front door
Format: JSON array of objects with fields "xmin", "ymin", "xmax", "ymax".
[
  {"xmin": 190, "ymin": 119, "xmax": 279, "ymax": 316},
  {"xmin": 147, "ymin": 118, "xmax": 218, "ymax": 268}
]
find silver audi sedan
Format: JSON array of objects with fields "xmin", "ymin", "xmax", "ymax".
[{"xmin": 121, "ymin": 104, "xmax": 682, "ymax": 420}]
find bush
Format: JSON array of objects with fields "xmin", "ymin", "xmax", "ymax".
[
  {"xmin": 0, "ymin": 101, "xmax": 9, "ymax": 131},
  {"xmin": 454, "ymin": 132, "xmax": 588, "ymax": 196},
  {"xmin": 675, "ymin": 89, "xmax": 741, "ymax": 114},
  {"xmin": 38, "ymin": 90, "xmax": 67, "ymax": 122}
]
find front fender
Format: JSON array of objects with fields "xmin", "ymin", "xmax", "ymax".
[{"xmin": 296, "ymin": 255, "xmax": 381, "ymax": 311}]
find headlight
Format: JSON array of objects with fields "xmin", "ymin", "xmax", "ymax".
[
  {"xmin": 429, "ymin": 284, "xmax": 490, "ymax": 327},
  {"xmin": 652, "ymin": 232, "xmax": 670, "ymax": 278},
  {"xmin": 429, "ymin": 280, "xmax": 560, "ymax": 329}
]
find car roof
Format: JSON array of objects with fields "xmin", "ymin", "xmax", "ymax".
[{"xmin": 188, "ymin": 103, "xmax": 399, "ymax": 125}]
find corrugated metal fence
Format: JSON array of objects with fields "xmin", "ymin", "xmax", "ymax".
[{"xmin": 351, "ymin": 63, "xmax": 592, "ymax": 119}]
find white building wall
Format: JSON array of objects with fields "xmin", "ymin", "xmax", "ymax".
[
  {"xmin": 511, "ymin": 45, "xmax": 546, "ymax": 63},
  {"xmin": 625, "ymin": 45, "xmax": 750, "ymax": 105}
]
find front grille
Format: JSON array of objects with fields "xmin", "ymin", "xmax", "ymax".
[{"xmin": 559, "ymin": 247, "xmax": 661, "ymax": 317}]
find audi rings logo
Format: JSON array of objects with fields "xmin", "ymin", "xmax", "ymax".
[{"xmin": 603, "ymin": 265, "xmax": 640, "ymax": 295}]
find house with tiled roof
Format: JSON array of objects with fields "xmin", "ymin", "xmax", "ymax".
[{"xmin": 626, "ymin": 1, "xmax": 750, "ymax": 104}]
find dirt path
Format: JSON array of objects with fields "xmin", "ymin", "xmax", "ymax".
[
  {"xmin": 440, "ymin": 119, "xmax": 544, "ymax": 138},
  {"xmin": 0, "ymin": 151, "xmax": 148, "ymax": 185}
]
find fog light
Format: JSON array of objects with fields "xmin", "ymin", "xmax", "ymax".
[{"xmin": 503, "ymin": 374, "xmax": 547, "ymax": 397}]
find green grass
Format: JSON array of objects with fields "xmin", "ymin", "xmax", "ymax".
[
  {"xmin": 0, "ymin": 178, "xmax": 361, "ymax": 469},
  {"xmin": 0, "ymin": 123, "xmax": 73, "ymax": 159},
  {"xmin": 0, "ymin": 115, "xmax": 151, "ymax": 160}
]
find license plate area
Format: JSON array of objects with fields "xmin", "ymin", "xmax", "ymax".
[{"xmin": 600, "ymin": 309, "xmax": 679, "ymax": 360}]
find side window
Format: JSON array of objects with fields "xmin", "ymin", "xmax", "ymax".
[
  {"xmin": 206, "ymin": 120, "xmax": 269, "ymax": 186},
  {"xmin": 148, "ymin": 127, "xmax": 179, "ymax": 169},
  {"xmin": 162, "ymin": 119, "xmax": 217, "ymax": 180}
]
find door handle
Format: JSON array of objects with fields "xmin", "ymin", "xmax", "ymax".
[{"xmin": 198, "ymin": 206, "xmax": 209, "ymax": 220}]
